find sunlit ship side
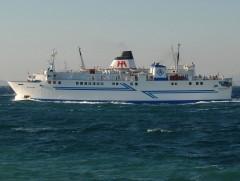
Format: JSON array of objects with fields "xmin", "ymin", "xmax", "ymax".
[{"xmin": 8, "ymin": 45, "xmax": 232, "ymax": 104}]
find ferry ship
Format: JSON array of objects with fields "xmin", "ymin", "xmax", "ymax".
[{"xmin": 8, "ymin": 45, "xmax": 232, "ymax": 103}]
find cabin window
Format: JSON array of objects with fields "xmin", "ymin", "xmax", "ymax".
[
  {"xmin": 76, "ymin": 82, "xmax": 79, "ymax": 85},
  {"xmin": 53, "ymin": 81, "xmax": 56, "ymax": 84},
  {"xmin": 93, "ymin": 82, "xmax": 96, "ymax": 85},
  {"xmin": 171, "ymin": 82, "xmax": 174, "ymax": 85},
  {"xmin": 130, "ymin": 82, "xmax": 133, "ymax": 86},
  {"xmin": 89, "ymin": 69, "xmax": 95, "ymax": 74},
  {"xmin": 189, "ymin": 82, "xmax": 192, "ymax": 85},
  {"xmin": 135, "ymin": 82, "xmax": 138, "ymax": 86},
  {"xmin": 84, "ymin": 82, "xmax": 87, "ymax": 85},
  {"xmin": 48, "ymin": 81, "xmax": 51, "ymax": 84},
  {"xmin": 196, "ymin": 82, "xmax": 199, "ymax": 85},
  {"xmin": 112, "ymin": 82, "xmax": 115, "ymax": 85},
  {"xmin": 58, "ymin": 81, "xmax": 61, "ymax": 84},
  {"xmin": 175, "ymin": 82, "xmax": 177, "ymax": 85},
  {"xmin": 101, "ymin": 82, "xmax": 104, "ymax": 85},
  {"xmin": 116, "ymin": 83, "xmax": 119, "ymax": 85},
  {"xmin": 88, "ymin": 82, "xmax": 91, "ymax": 85},
  {"xmin": 80, "ymin": 82, "xmax": 83, "ymax": 85},
  {"xmin": 200, "ymin": 82, "xmax": 203, "ymax": 85},
  {"xmin": 97, "ymin": 82, "xmax": 100, "ymax": 85}
]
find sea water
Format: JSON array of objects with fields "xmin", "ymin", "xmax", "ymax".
[{"xmin": 0, "ymin": 86, "xmax": 240, "ymax": 180}]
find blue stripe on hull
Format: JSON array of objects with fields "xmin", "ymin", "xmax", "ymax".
[
  {"xmin": 54, "ymin": 83, "xmax": 136, "ymax": 91},
  {"xmin": 142, "ymin": 90, "xmax": 218, "ymax": 99}
]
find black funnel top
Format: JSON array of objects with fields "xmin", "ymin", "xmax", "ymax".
[{"xmin": 115, "ymin": 51, "xmax": 133, "ymax": 60}]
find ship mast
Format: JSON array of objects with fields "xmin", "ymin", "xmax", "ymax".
[
  {"xmin": 78, "ymin": 46, "xmax": 86, "ymax": 70},
  {"xmin": 176, "ymin": 43, "xmax": 180, "ymax": 73},
  {"xmin": 49, "ymin": 49, "xmax": 57, "ymax": 72}
]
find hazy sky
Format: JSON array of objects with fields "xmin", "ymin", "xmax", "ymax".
[{"xmin": 1, "ymin": 0, "xmax": 240, "ymax": 85}]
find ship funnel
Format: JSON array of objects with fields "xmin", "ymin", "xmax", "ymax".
[{"xmin": 109, "ymin": 51, "xmax": 137, "ymax": 69}]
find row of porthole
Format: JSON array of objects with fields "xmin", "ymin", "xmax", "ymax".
[
  {"xmin": 76, "ymin": 82, "xmax": 104, "ymax": 86},
  {"xmin": 48, "ymin": 81, "xmax": 61, "ymax": 84},
  {"xmin": 189, "ymin": 82, "xmax": 204, "ymax": 85},
  {"xmin": 130, "ymin": 82, "xmax": 138, "ymax": 86},
  {"xmin": 48, "ymin": 81, "xmax": 104, "ymax": 85},
  {"xmin": 75, "ymin": 82, "xmax": 138, "ymax": 86},
  {"xmin": 171, "ymin": 82, "xmax": 204, "ymax": 86},
  {"xmin": 48, "ymin": 80, "xmax": 138, "ymax": 87}
]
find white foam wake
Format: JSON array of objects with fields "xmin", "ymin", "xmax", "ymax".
[{"xmin": 147, "ymin": 128, "xmax": 171, "ymax": 133}]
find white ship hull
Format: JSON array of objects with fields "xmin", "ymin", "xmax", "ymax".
[
  {"xmin": 8, "ymin": 79, "xmax": 232, "ymax": 104},
  {"xmin": 8, "ymin": 48, "xmax": 233, "ymax": 104}
]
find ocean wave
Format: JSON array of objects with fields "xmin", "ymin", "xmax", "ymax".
[
  {"xmin": 195, "ymin": 165, "xmax": 221, "ymax": 170},
  {"xmin": 13, "ymin": 95, "xmax": 28, "ymax": 101},
  {"xmin": 147, "ymin": 128, "xmax": 171, "ymax": 133},
  {"xmin": 30, "ymin": 99, "xmax": 134, "ymax": 105},
  {"xmin": 110, "ymin": 101, "xmax": 134, "ymax": 105},
  {"xmin": 185, "ymin": 99, "xmax": 240, "ymax": 105},
  {"xmin": 228, "ymin": 98, "xmax": 240, "ymax": 102},
  {"xmin": 0, "ymin": 94, "xmax": 15, "ymax": 97},
  {"xmin": 210, "ymin": 99, "xmax": 240, "ymax": 103},
  {"xmin": 28, "ymin": 99, "xmax": 109, "ymax": 104},
  {"xmin": 12, "ymin": 127, "xmax": 59, "ymax": 133}
]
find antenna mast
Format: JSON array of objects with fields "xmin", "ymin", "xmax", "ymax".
[
  {"xmin": 171, "ymin": 45, "xmax": 177, "ymax": 68},
  {"xmin": 176, "ymin": 43, "xmax": 181, "ymax": 72},
  {"xmin": 78, "ymin": 46, "xmax": 86, "ymax": 70},
  {"xmin": 49, "ymin": 49, "xmax": 57, "ymax": 72}
]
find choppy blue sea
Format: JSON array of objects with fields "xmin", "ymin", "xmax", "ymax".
[{"xmin": 0, "ymin": 86, "xmax": 240, "ymax": 181}]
